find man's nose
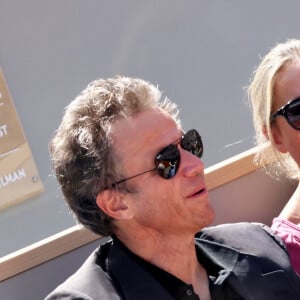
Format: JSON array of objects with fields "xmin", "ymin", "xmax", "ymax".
[{"xmin": 179, "ymin": 147, "xmax": 204, "ymax": 177}]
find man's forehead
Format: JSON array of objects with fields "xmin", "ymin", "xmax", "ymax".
[{"xmin": 110, "ymin": 109, "xmax": 180, "ymax": 155}]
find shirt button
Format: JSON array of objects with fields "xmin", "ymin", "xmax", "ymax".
[{"xmin": 186, "ymin": 288, "xmax": 193, "ymax": 296}]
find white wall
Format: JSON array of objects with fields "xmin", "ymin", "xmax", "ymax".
[{"xmin": 1, "ymin": 0, "xmax": 300, "ymax": 256}]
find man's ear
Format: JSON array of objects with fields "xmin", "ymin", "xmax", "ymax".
[{"xmin": 96, "ymin": 189, "xmax": 132, "ymax": 220}]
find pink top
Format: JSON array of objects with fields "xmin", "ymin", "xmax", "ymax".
[{"xmin": 271, "ymin": 217, "xmax": 300, "ymax": 275}]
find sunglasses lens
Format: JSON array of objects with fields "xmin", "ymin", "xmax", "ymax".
[
  {"xmin": 155, "ymin": 145, "xmax": 180, "ymax": 179},
  {"xmin": 287, "ymin": 99, "xmax": 300, "ymax": 129},
  {"xmin": 181, "ymin": 129, "xmax": 203, "ymax": 158},
  {"xmin": 154, "ymin": 129, "xmax": 203, "ymax": 180}
]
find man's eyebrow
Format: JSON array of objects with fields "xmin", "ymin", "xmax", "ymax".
[{"xmin": 172, "ymin": 130, "xmax": 184, "ymax": 145}]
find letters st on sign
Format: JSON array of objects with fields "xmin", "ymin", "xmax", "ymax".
[{"xmin": 0, "ymin": 68, "xmax": 44, "ymax": 210}]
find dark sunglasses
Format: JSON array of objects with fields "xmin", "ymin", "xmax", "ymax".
[
  {"xmin": 271, "ymin": 97, "xmax": 300, "ymax": 130},
  {"xmin": 113, "ymin": 129, "xmax": 203, "ymax": 186}
]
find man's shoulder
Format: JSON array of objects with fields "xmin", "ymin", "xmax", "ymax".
[
  {"xmin": 45, "ymin": 240, "xmax": 121, "ymax": 300},
  {"xmin": 197, "ymin": 222, "xmax": 300, "ymax": 299},
  {"xmin": 197, "ymin": 222, "xmax": 287, "ymax": 253}
]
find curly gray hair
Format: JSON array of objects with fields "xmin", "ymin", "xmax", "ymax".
[{"xmin": 49, "ymin": 76, "xmax": 179, "ymax": 236}]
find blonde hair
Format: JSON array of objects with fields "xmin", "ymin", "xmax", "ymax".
[{"xmin": 248, "ymin": 39, "xmax": 300, "ymax": 179}]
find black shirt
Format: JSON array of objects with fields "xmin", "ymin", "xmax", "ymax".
[{"xmin": 113, "ymin": 237, "xmax": 243, "ymax": 300}]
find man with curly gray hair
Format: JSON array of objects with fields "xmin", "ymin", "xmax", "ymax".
[{"xmin": 46, "ymin": 76, "xmax": 300, "ymax": 300}]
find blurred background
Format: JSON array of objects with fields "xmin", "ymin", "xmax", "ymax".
[{"xmin": 1, "ymin": 0, "xmax": 300, "ymax": 257}]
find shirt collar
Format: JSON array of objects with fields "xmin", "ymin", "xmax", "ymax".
[
  {"xmin": 108, "ymin": 236, "xmax": 240, "ymax": 299},
  {"xmin": 107, "ymin": 237, "xmax": 174, "ymax": 300},
  {"xmin": 194, "ymin": 237, "xmax": 239, "ymax": 285}
]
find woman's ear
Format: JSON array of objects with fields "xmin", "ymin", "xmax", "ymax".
[
  {"xmin": 269, "ymin": 123, "xmax": 288, "ymax": 153},
  {"xmin": 262, "ymin": 125, "xmax": 269, "ymax": 139},
  {"xmin": 96, "ymin": 189, "xmax": 132, "ymax": 220}
]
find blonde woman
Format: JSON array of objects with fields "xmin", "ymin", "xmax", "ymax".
[{"xmin": 248, "ymin": 39, "xmax": 300, "ymax": 274}]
